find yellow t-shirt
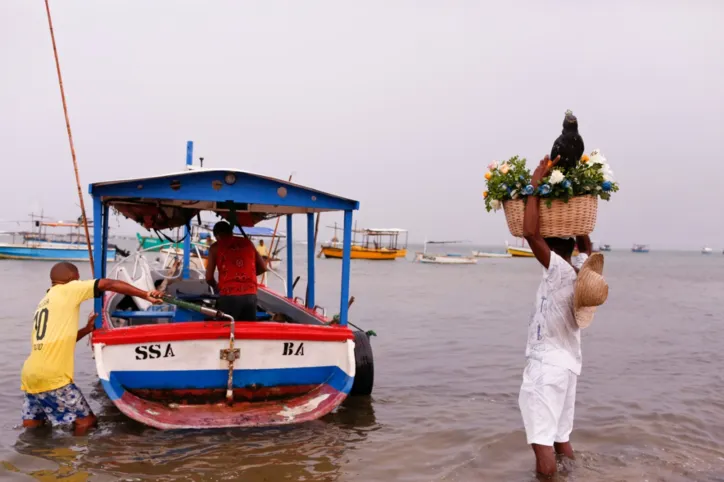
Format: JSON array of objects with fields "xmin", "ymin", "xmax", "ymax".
[
  {"xmin": 20, "ymin": 279, "xmax": 98, "ymax": 394},
  {"xmin": 256, "ymin": 244, "xmax": 268, "ymax": 257}
]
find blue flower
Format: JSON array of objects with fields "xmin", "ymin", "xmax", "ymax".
[
  {"xmin": 562, "ymin": 180, "xmax": 571, "ymax": 189},
  {"xmin": 522, "ymin": 184, "xmax": 535, "ymax": 196},
  {"xmin": 538, "ymin": 184, "xmax": 552, "ymax": 196},
  {"xmin": 602, "ymin": 181, "xmax": 612, "ymax": 192},
  {"xmin": 519, "ymin": 175, "xmax": 526, "ymax": 181}
]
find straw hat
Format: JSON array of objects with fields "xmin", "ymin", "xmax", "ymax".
[{"xmin": 574, "ymin": 253, "xmax": 608, "ymax": 328}]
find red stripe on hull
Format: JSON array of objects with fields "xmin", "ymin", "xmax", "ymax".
[
  {"xmin": 92, "ymin": 321, "xmax": 353, "ymax": 345},
  {"xmin": 130, "ymin": 385, "xmax": 319, "ymax": 403}
]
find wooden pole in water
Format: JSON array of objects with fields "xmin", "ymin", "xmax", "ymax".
[{"xmin": 44, "ymin": 0, "xmax": 94, "ymax": 274}]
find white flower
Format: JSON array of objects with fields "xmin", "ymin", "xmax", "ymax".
[
  {"xmin": 600, "ymin": 162, "xmax": 615, "ymax": 182},
  {"xmin": 589, "ymin": 149, "xmax": 606, "ymax": 165},
  {"xmin": 490, "ymin": 199, "xmax": 501, "ymax": 211},
  {"xmin": 549, "ymin": 170, "xmax": 565, "ymax": 185}
]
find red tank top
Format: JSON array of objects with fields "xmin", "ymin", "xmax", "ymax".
[{"xmin": 215, "ymin": 236, "xmax": 257, "ymax": 296}]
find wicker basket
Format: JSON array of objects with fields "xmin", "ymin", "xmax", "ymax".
[{"xmin": 503, "ymin": 195, "xmax": 598, "ymax": 238}]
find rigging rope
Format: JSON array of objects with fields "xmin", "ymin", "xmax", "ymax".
[{"xmin": 44, "ymin": 0, "xmax": 94, "ymax": 274}]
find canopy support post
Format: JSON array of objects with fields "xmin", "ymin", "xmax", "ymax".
[
  {"xmin": 306, "ymin": 212, "xmax": 315, "ymax": 308},
  {"xmin": 286, "ymin": 214, "xmax": 293, "ymax": 298},
  {"xmin": 93, "ymin": 197, "xmax": 104, "ymax": 328},
  {"xmin": 182, "ymin": 140, "xmax": 193, "ymax": 279},
  {"xmin": 339, "ymin": 210, "xmax": 353, "ymax": 327}
]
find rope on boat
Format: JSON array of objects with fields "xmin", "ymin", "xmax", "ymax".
[
  {"xmin": 331, "ymin": 296, "xmax": 377, "ymax": 337},
  {"xmin": 160, "ymin": 295, "xmax": 237, "ymax": 403},
  {"xmin": 43, "ymin": 0, "xmax": 94, "ymax": 273}
]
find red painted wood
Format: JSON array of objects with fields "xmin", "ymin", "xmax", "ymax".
[
  {"xmin": 113, "ymin": 384, "xmax": 347, "ymax": 429},
  {"xmin": 93, "ymin": 321, "xmax": 353, "ymax": 345}
]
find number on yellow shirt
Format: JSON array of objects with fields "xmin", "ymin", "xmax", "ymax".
[{"xmin": 34, "ymin": 308, "xmax": 49, "ymax": 341}]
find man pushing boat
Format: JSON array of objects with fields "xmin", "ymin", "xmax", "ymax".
[
  {"xmin": 20, "ymin": 262, "xmax": 164, "ymax": 435},
  {"xmin": 519, "ymin": 155, "xmax": 608, "ymax": 476}
]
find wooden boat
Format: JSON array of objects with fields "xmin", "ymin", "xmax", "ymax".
[
  {"xmin": 413, "ymin": 240, "xmax": 477, "ymax": 264},
  {"xmin": 0, "ymin": 218, "xmax": 117, "ymax": 261},
  {"xmin": 88, "ymin": 141, "xmax": 374, "ymax": 430},
  {"xmin": 321, "ymin": 245, "xmax": 397, "ymax": 260},
  {"xmin": 320, "ymin": 226, "xmax": 407, "ymax": 260},
  {"xmin": 472, "ymin": 250, "xmax": 512, "ymax": 258},
  {"xmin": 506, "ymin": 240, "xmax": 535, "ymax": 258},
  {"xmin": 632, "ymin": 244, "xmax": 650, "ymax": 253}
]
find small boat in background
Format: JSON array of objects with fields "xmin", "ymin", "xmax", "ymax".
[
  {"xmin": 702, "ymin": 247, "xmax": 713, "ymax": 254},
  {"xmin": 414, "ymin": 240, "xmax": 477, "ymax": 264},
  {"xmin": 506, "ymin": 239, "xmax": 534, "ymax": 258},
  {"xmin": 0, "ymin": 216, "xmax": 117, "ymax": 261},
  {"xmin": 632, "ymin": 244, "xmax": 650, "ymax": 253},
  {"xmin": 472, "ymin": 250, "xmax": 512, "ymax": 258},
  {"xmin": 599, "ymin": 244, "xmax": 612, "ymax": 252}
]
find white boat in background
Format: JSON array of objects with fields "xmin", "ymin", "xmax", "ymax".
[
  {"xmin": 702, "ymin": 247, "xmax": 713, "ymax": 254},
  {"xmin": 414, "ymin": 240, "xmax": 477, "ymax": 264},
  {"xmin": 472, "ymin": 250, "xmax": 512, "ymax": 258}
]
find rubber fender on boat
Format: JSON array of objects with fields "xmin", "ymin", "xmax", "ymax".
[{"xmin": 350, "ymin": 330, "xmax": 374, "ymax": 396}]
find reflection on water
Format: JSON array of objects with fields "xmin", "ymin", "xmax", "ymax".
[{"xmin": 9, "ymin": 396, "xmax": 378, "ymax": 481}]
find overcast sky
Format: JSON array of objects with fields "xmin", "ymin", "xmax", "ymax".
[{"xmin": 2, "ymin": 0, "xmax": 722, "ymax": 249}]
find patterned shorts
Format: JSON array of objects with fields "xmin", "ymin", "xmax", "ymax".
[{"xmin": 22, "ymin": 383, "xmax": 93, "ymax": 426}]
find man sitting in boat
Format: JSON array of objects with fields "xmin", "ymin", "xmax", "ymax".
[
  {"xmin": 256, "ymin": 239, "xmax": 268, "ymax": 258},
  {"xmin": 21, "ymin": 262, "xmax": 164, "ymax": 435},
  {"xmin": 205, "ymin": 221, "xmax": 267, "ymax": 321},
  {"xmin": 519, "ymin": 155, "xmax": 592, "ymax": 476}
]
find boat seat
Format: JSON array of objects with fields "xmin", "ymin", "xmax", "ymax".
[
  {"xmin": 111, "ymin": 310, "xmax": 175, "ymax": 319},
  {"xmin": 166, "ymin": 279, "xmax": 213, "ymax": 298}
]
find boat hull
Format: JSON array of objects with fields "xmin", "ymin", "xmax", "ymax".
[
  {"xmin": 91, "ymin": 321, "xmax": 355, "ymax": 429},
  {"xmin": 0, "ymin": 243, "xmax": 116, "ymax": 261},
  {"xmin": 507, "ymin": 247, "xmax": 535, "ymax": 258},
  {"xmin": 321, "ymin": 246, "xmax": 398, "ymax": 260},
  {"xmin": 415, "ymin": 253, "xmax": 477, "ymax": 264},
  {"xmin": 472, "ymin": 251, "xmax": 512, "ymax": 258}
]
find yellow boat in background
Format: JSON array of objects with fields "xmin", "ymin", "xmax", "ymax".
[
  {"xmin": 321, "ymin": 245, "xmax": 398, "ymax": 260},
  {"xmin": 505, "ymin": 239, "xmax": 580, "ymax": 258},
  {"xmin": 320, "ymin": 227, "xmax": 408, "ymax": 260},
  {"xmin": 506, "ymin": 239, "xmax": 535, "ymax": 257}
]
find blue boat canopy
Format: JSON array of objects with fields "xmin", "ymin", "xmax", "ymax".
[{"xmin": 89, "ymin": 169, "xmax": 359, "ymax": 230}]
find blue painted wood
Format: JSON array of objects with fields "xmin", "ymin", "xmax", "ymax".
[
  {"xmin": 101, "ymin": 203, "xmax": 109, "ymax": 278},
  {"xmin": 286, "ymin": 215, "xmax": 293, "ymax": 298},
  {"xmin": 93, "ymin": 197, "xmax": 103, "ymax": 328},
  {"xmin": 90, "ymin": 170, "xmax": 359, "ymax": 212},
  {"xmin": 110, "ymin": 365, "xmax": 353, "ymax": 394},
  {"xmin": 339, "ymin": 210, "xmax": 353, "ymax": 327},
  {"xmin": 0, "ymin": 245, "xmax": 116, "ymax": 261},
  {"xmin": 306, "ymin": 213, "xmax": 315, "ymax": 308},
  {"xmin": 182, "ymin": 141, "xmax": 193, "ymax": 279}
]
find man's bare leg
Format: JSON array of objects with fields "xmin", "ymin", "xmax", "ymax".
[
  {"xmin": 531, "ymin": 444, "xmax": 557, "ymax": 476},
  {"xmin": 554, "ymin": 441, "xmax": 575, "ymax": 459},
  {"xmin": 73, "ymin": 414, "xmax": 97, "ymax": 436}
]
